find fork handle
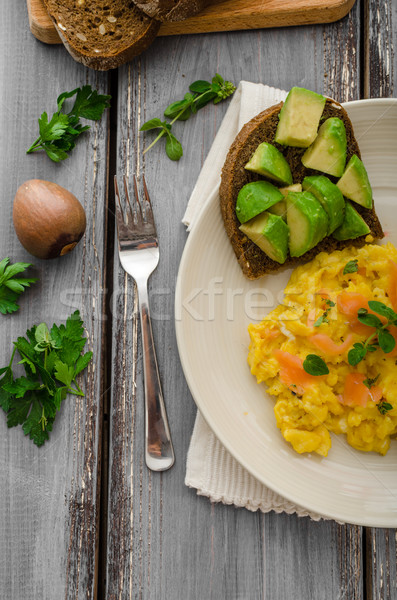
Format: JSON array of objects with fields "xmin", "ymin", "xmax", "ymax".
[{"xmin": 137, "ymin": 281, "xmax": 175, "ymax": 471}]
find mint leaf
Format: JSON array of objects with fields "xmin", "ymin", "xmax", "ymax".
[
  {"xmin": 189, "ymin": 80, "xmax": 212, "ymax": 93},
  {"xmin": 165, "ymin": 133, "xmax": 183, "ymax": 161},
  {"xmin": 140, "ymin": 118, "xmax": 166, "ymax": 131},
  {"xmin": 141, "ymin": 73, "xmax": 235, "ymax": 160},
  {"xmin": 164, "ymin": 99, "xmax": 192, "ymax": 120}
]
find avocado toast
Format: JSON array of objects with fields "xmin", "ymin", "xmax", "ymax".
[{"xmin": 220, "ymin": 89, "xmax": 384, "ymax": 280}]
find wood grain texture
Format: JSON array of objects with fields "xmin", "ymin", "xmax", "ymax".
[
  {"xmin": 365, "ymin": 0, "xmax": 395, "ymax": 98},
  {"xmin": 0, "ymin": 2, "xmax": 109, "ymax": 598},
  {"xmin": 365, "ymin": 1, "xmax": 396, "ymax": 598},
  {"xmin": 106, "ymin": 4, "xmax": 366, "ymax": 597},
  {"xmin": 27, "ymin": 0, "xmax": 357, "ymax": 45},
  {"xmin": 27, "ymin": 0, "xmax": 61, "ymax": 43}
]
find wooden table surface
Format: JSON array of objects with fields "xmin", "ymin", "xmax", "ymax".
[{"xmin": 1, "ymin": 1, "xmax": 396, "ymax": 598}]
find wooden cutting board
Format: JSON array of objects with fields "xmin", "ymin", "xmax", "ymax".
[{"xmin": 27, "ymin": 0, "xmax": 356, "ymax": 44}]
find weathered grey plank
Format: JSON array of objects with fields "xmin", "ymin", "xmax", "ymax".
[
  {"xmin": 0, "ymin": 3, "xmax": 109, "ymax": 598},
  {"xmin": 365, "ymin": 0, "xmax": 397, "ymax": 597},
  {"xmin": 106, "ymin": 4, "xmax": 364, "ymax": 598},
  {"xmin": 365, "ymin": 0, "xmax": 395, "ymax": 98}
]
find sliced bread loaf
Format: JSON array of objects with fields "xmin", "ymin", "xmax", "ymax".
[
  {"xmin": 43, "ymin": 0, "xmax": 160, "ymax": 71},
  {"xmin": 132, "ymin": 0, "xmax": 218, "ymax": 21},
  {"xmin": 219, "ymin": 99, "xmax": 384, "ymax": 280}
]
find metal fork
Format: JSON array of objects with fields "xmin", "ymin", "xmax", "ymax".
[{"xmin": 114, "ymin": 174, "xmax": 175, "ymax": 471}]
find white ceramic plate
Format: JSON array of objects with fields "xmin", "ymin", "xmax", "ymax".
[{"xmin": 175, "ymin": 99, "xmax": 397, "ymax": 527}]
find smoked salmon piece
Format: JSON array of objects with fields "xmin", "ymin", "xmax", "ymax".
[
  {"xmin": 337, "ymin": 291, "xmax": 384, "ymax": 335},
  {"xmin": 310, "ymin": 333, "xmax": 353, "ymax": 356},
  {"xmin": 340, "ymin": 372, "xmax": 383, "ymax": 407},
  {"xmin": 273, "ymin": 349, "xmax": 323, "ymax": 394}
]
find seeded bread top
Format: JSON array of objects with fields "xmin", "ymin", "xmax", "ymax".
[
  {"xmin": 219, "ymin": 99, "xmax": 384, "ymax": 280},
  {"xmin": 44, "ymin": 0, "xmax": 160, "ymax": 70}
]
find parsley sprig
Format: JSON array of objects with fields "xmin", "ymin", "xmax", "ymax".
[
  {"xmin": 0, "ymin": 311, "xmax": 92, "ymax": 446},
  {"xmin": 348, "ymin": 301, "xmax": 397, "ymax": 366},
  {"xmin": 0, "ymin": 258, "xmax": 37, "ymax": 315},
  {"xmin": 140, "ymin": 74, "xmax": 236, "ymax": 161},
  {"xmin": 27, "ymin": 85, "xmax": 111, "ymax": 162}
]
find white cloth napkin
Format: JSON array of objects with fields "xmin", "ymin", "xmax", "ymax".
[{"xmin": 183, "ymin": 81, "xmax": 328, "ymax": 521}]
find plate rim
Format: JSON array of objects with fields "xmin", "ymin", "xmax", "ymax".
[{"xmin": 175, "ymin": 97, "xmax": 397, "ymax": 527}]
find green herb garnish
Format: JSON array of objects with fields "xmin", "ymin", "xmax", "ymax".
[
  {"xmin": 27, "ymin": 85, "xmax": 111, "ymax": 162},
  {"xmin": 0, "ymin": 311, "xmax": 92, "ymax": 446},
  {"xmin": 363, "ymin": 374, "xmax": 380, "ymax": 389},
  {"xmin": 343, "ymin": 259, "xmax": 359, "ymax": 275},
  {"xmin": 0, "ymin": 258, "xmax": 37, "ymax": 314},
  {"xmin": 303, "ymin": 354, "xmax": 329, "ymax": 376},
  {"xmin": 314, "ymin": 298, "xmax": 335, "ymax": 327},
  {"xmin": 140, "ymin": 74, "xmax": 236, "ymax": 161},
  {"xmin": 378, "ymin": 401, "xmax": 393, "ymax": 415},
  {"xmin": 347, "ymin": 301, "xmax": 397, "ymax": 366}
]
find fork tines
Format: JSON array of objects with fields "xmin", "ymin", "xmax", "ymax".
[{"xmin": 114, "ymin": 174, "xmax": 157, "ymax": 240}]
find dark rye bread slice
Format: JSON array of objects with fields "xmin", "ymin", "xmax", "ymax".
[
  {"xmin": 43, "ymin": 0, "xmax": 160, "ymax": 71},
  {"xmin": 133, "ymin": 0, "xmax": 219, "ymax": 21},
  {"xmin": 220, "ymin": 98, "xmax": 384, "ymax": 280}
]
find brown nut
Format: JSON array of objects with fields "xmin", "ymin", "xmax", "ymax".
[{"xmin": 13, "ymin": 179, "xmax": 86, "ymax": 259}]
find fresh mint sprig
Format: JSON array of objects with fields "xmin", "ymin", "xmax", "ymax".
[
  {"xmin": 140, "ymin": 74, "xmax": 236, "ymax": 161},
  {"xmin": 27, "ymin": 85, "xmax": 111, "ymax": 163}
]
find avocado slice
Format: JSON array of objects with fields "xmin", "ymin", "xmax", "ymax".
[
  {"xmin": 245, "ymin": 142, "xmax": 293, "ymax": 185},
  {"xmin": 239, "ymin": 212, "xmax": 289, "ymax": 264},
  {"xmin": 235, "ymin": 180, "xmax": 284, "ymax": 223},
  {"xmin": 301, "ymin": 117, "xmax": 347, "ymax": 177},
  {"xmin": 268, "ymin": 184, "xmax": 302, "ymax": 220},
  {"xmin": 336, "ymin": 154, "xmax": 373, "ymax": 209},
  {"xmin": 332, "ymin": 201, "xmax": 371, "ymax": 241},
  {"xmin": 302, "ymin": 175, "xmax": 345, "ymax": 234},
  {"xmin": 286, "ymin": 191, "xmax": 329, "ymax": 257},
  {"xmin": 279, "ymin": 183, "xmax": 302, "ymax": 196},
  {"xmin": 275, "ymin": 87, "xmax": 326, "ymax": 148}
]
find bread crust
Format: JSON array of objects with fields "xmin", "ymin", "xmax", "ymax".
[
  {"xmin": 219, "ymin": 99, "xmax": 384, "ymax": 280},
  {"xmin": 44, "ymin": 0, "xmax": 160, "ymax": 71},
  {"xmin": 133, "ymin": 0, "xmax": 216, "ymax": 21}
]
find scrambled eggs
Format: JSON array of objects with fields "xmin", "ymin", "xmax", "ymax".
[{"xmin": 248, "ymin": 243, "xmax": 397, "ymax": 456}]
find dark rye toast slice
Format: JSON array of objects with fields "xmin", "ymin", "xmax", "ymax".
[
  {"xmin": 43, "ymin": 0, "xmax": 160, "ymax": 71},
  {"xmin": 220, "ymin": 99, "xmax": 384, "ymax": 280}
]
